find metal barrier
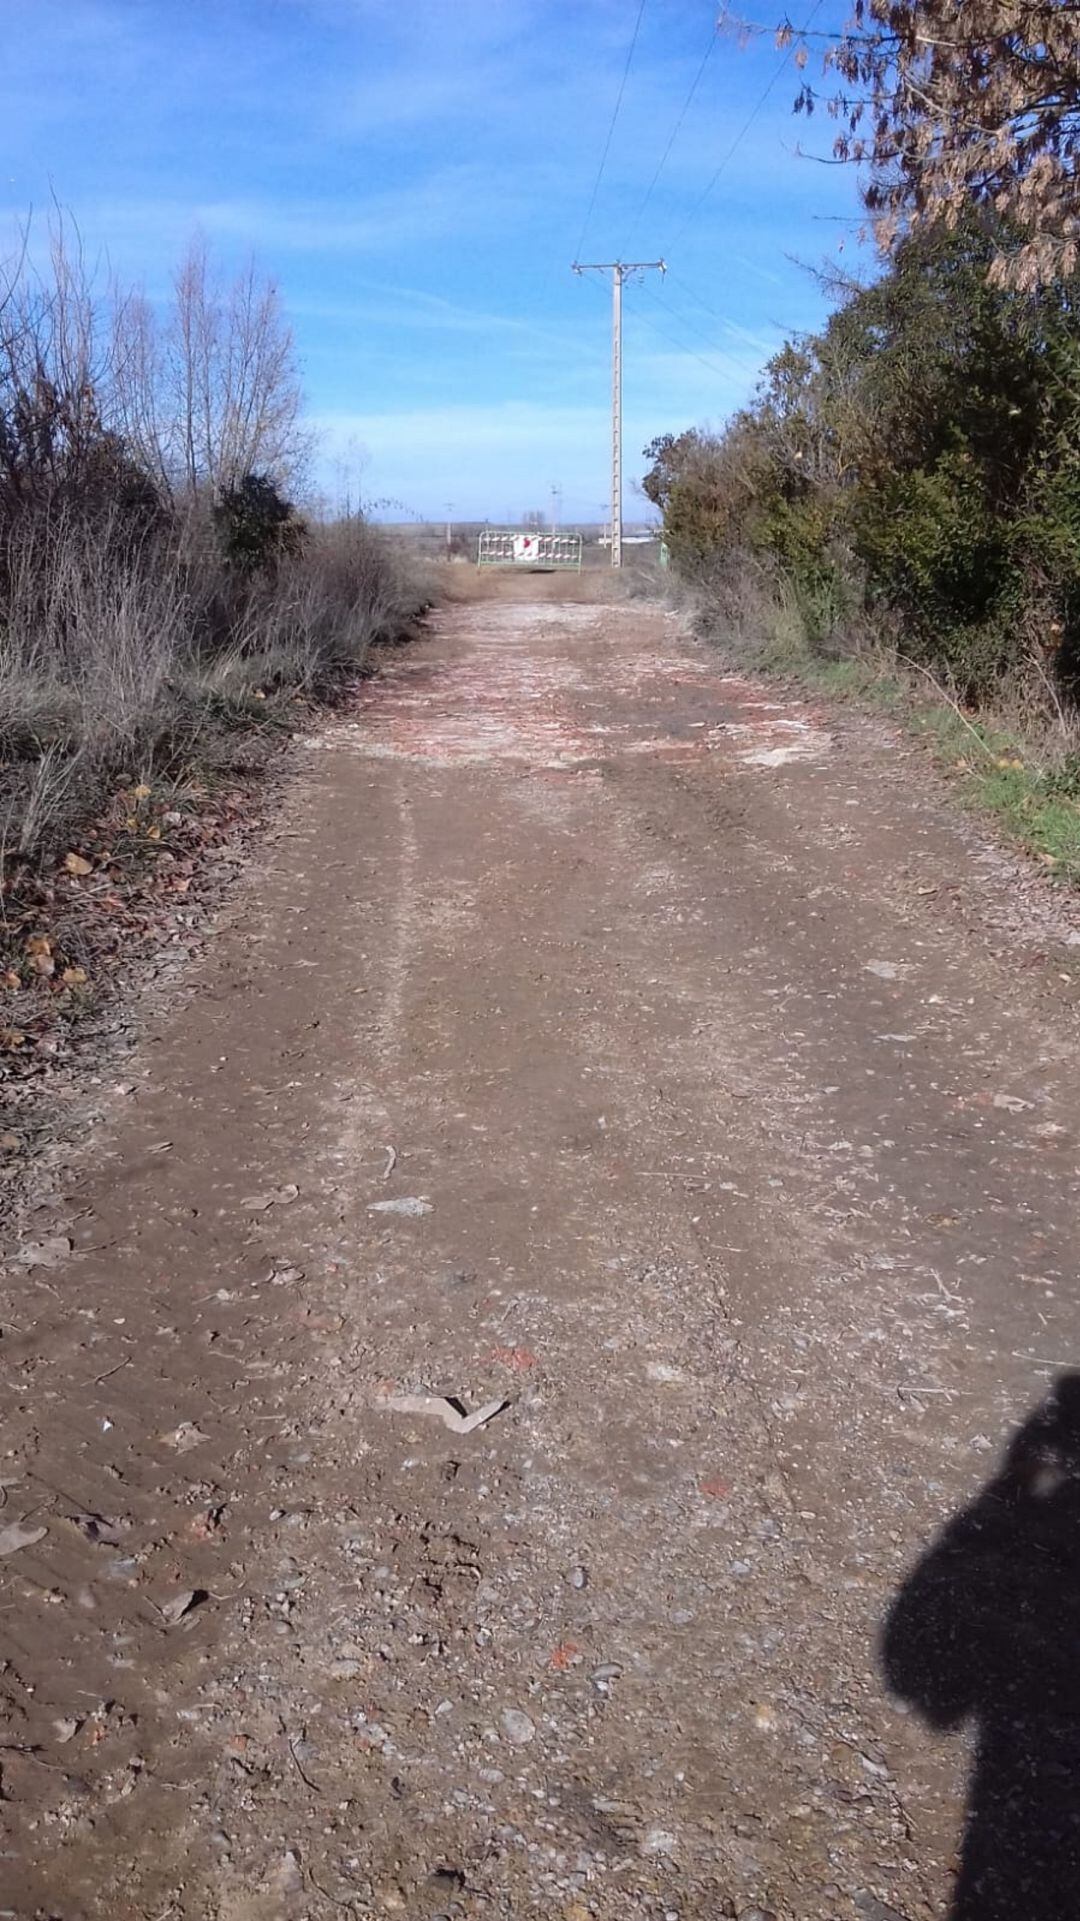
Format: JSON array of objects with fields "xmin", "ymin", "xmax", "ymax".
[{"xmin": 477, "ymin": 531, "xmax": 583, "ymax": 572}]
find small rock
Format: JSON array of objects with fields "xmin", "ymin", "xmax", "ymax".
[
  {"xmin": 500, "ymin": 1707, "xmax": 536, "ymax": 1746},
  {"xmin": 160, "ymin": 1421, "xmax": 209, "ymax": 1453},
  {"xmin": 642, "ymin": 1828, "xmax": 677, "ymax": 1857},
  {"xmin": 15, "ymin": 1235, "xmax": 72, "ymax": 1270},
  {"xmin": 0, "ymin": 1521, "xmax": 48, "ymax": 1558}
]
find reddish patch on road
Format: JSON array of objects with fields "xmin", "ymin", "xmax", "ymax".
[{"xmin": 335, "ymin": 601, "xmax": 830, "ymax": 772}]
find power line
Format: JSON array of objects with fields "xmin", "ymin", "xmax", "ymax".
[
  {"xmin": 638, "ymin": 279, "xmax": 751, "ymax": 372},
  {"xmin": 623, "ymin": 286, "xmax": 747, "ymax": 385},
  {"xmin": 578, "ymin": 261, "xmax": 744, "ymax": 388},
  {"xmin": 665, "ymin": 267, "xmax": 793, "ymax": 357},
  {"xmin": 664, "ymin": 0, "xmax": 824, "ymax": 256},
  {"xmin": 572, "ymin": 0, "xmax": 648, "ymax": 266},
  {"xmin": 665, "ymin": 268, "xmax": 742, "ymax": 332},
  {"xmin": 622, "ymin": 14, "xmax": 719, "ymax": 251}
]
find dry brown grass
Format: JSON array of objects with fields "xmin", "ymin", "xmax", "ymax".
[{"xmin": 0, "ymin": 509, "xmax": 428, "ymax": 873}]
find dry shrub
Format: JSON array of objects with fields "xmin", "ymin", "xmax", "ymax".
[{"xmin": 0, "ymin": 220, "xmax": 427, "ymax": 874}]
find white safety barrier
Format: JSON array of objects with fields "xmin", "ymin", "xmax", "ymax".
[{"xmin": 477, "ymin": 531, "xmax": 583, "ymax": 572}]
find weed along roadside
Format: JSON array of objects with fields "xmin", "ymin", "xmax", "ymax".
[{"xmin": 753, "ymin": 653, "xmax": 1080, "ymax": 892}]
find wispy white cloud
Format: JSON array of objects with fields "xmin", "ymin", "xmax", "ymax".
[
  {"xmin": 56, "ymin": 165, "xmax": 511, "ymax": 265},
  {"xmin": 290, "ymin": 281, "xmax": 591, "ymax": 356}
]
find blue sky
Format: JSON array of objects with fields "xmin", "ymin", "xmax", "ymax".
[{"xmin": 3, "ymin": 0, "xmax": 862, "ymax": 521}]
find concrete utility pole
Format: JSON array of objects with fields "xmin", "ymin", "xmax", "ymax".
[{"xmin": 573, "ymin": 259, "xmax": 665, "ymax": 568}]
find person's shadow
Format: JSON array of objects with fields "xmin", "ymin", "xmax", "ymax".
[{"xmin": 883, "ymin": 1373, "xmax": 1080, "ymax": 1918}]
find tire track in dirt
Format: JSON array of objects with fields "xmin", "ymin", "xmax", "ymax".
[{"xmin": 2, "ymin": 588, "xmax": 1079, "ymax": 1920}]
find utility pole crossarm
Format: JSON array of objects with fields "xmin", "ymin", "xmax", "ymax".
[
  {"xmin": 571, "ymin": 261, "xmax": 666, "ymax": 272},
  {"xmin": 572, "ymin": 259, "xmax": 665, "ymax": 569}
]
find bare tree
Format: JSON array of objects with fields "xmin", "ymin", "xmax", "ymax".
[
  {"xmin": 110, "ymin": 286, "xmax": 169, "ymax": 492},
  {"xmin": 113, "ymin": 238, "xmax": 307, "ymax": 500},
  {"xmin": 170, "ymin": 240, "xmax": 306, "ymax": 494}
]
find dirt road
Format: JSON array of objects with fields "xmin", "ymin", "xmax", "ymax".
[{"xmin": 3, "ymin": 583, "xmax": 1080, "ymax": 1921}]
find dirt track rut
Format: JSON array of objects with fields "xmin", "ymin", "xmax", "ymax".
[{"xmin": 3, "ymin": 587, "xmax": 1080, "ymax": 1921}]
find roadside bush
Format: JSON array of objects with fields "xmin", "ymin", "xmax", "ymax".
[
  {"xmin": 645, "ymin": 214, "xmax": 1080, "ymax": 722},
  {"xmin": 214, "ymin": 473, "xmax": 303, "ymax": 574}
]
